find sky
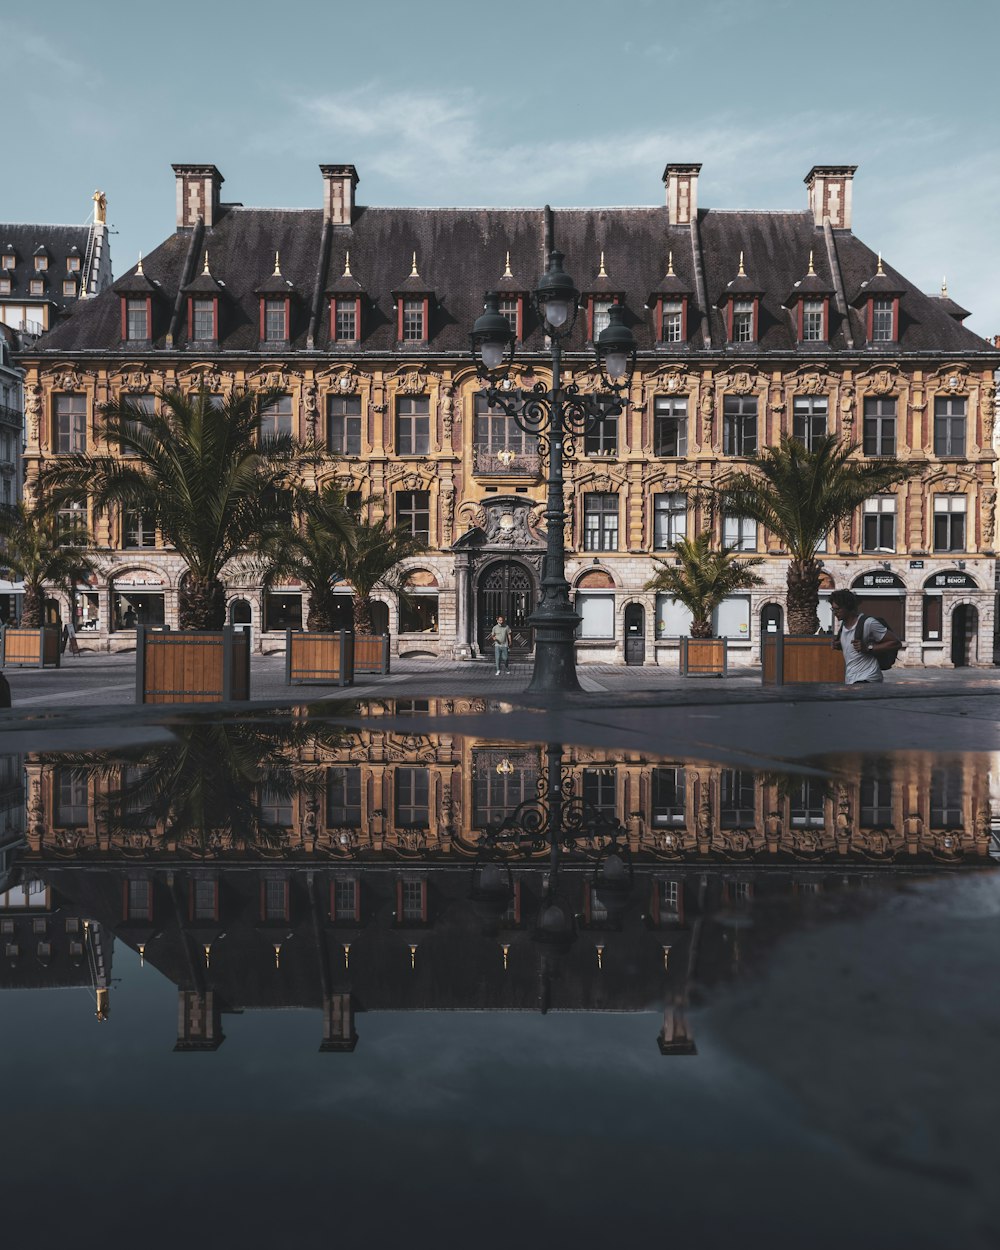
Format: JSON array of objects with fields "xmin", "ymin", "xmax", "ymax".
[{"xmin": 5, "ymin": 0, "xmax": 999, "ymax": 335}]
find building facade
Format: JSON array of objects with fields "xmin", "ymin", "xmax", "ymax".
[{"xmin": 17, "ymin": 162, "xmax": 999, "ymax": 664}]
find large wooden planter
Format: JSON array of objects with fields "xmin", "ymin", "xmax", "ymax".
[
  {"xmin": 1, "ymin": 626, "xmax": 61, "ymax": 669},
  {"xmin": 353, "ymin": 634, "xmax": 391, "ymax": 675},
  {"xmin": 762, "ymin": 634, "xmax": 845, "ymax": 686},
  {"xmin": 136, "ymin": 625, "xmax": 250, "ymax": 704},
  {"xmin": 680, "ymin": 636, "xmax": 727, "ymax": 677},
  {"xmin": 286, "ymin": 630, "xmax": 354, "ymax": 686}
]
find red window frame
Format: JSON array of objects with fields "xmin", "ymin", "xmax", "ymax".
[
  {"xmin": 187, "ymin": 296, "xmax": 219, "ymax": 342},
  {"xmin": 656, "ymin": 296, "xmax": 688, "ymax": 344}
]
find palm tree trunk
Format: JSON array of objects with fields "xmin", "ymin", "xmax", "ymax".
[
  {"xmin": 306, "ymin": 591, "xmax": 335, "ymax": 632},
  {"xmin": 786, "ymin": 559, "xmax": 821, "ymax": 635},
  {"xmin": 20, "ymin": 583, "xmax": 44, "ymax": 627},
  {"xmin": 353, "ymin": 596, "xmax": 373, "ymax": 635},
  {"xmin": 179, "ymin": 576, "xmax": 227, "ymax": 630},
  {"xmin": 690, "ymin": 617, "xmax": 714, "ymax": 639}
]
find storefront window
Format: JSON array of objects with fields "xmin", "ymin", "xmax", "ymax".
[
  {"xmin": 264, "ymin": 593, "xmax": 302, "ymax": 631},
  {"xmin": 576, "ymin": 593, "xmax": 615, "ymax": 639},
  {"xmin": 112, "ymin": 592, "xmax": 164, "ymax": 630},
  {"xmin": 75, "ymin": 591, "xmax": 100, "ymax": 633},
  {"xmin": 399, "ymin": 595, "xmax": 438, "ymax": 633}
]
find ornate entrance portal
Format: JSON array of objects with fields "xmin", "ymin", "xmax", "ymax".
[{"xmin": 477, "ymin": 561, "xmax": 535, "ymax": 655}]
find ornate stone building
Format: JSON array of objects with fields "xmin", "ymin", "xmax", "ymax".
[{"xmin": 16, "ymin": 162, "xmax": 999, "ymax": 665}]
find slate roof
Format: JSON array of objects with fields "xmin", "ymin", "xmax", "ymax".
[
  {"xmin": 28, "ymin": 202, "xmax": 998, "ymax": 359},
  {"xmin": 0, "ymin": 223, "xmax": 95, "ymax": 318}
]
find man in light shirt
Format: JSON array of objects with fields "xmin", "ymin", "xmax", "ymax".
[
  {"xmin": 489, "ymin": 615, "xmax": 512, "ymax": 675},
  {"xmin": 830, "ymin": 589, "xmax": 895, "ymax": 685}
]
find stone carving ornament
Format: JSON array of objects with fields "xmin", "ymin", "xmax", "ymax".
[{"xmin": 440, "ymin": 385, "xmax": 454, "ymax": 438}]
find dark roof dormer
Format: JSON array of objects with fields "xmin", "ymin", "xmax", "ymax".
[
  {"xmin": 326, "ymin": 252, "xmax": 364, "ymax": 344},
  {"xmin": 114, "ymin": 255, "xmax": 160, "ymax": 345},
  {"xmin": 582, "ymin": 253, "xmax": 625, "ymax": 342},
  {"xmin": 2, "ymin": 242, "xmax": 17, "ymax": 268},
  {"xmin": 647, "ymin": 251, "xmax": 693, "ymax": 346},
  {"xmin": 931, "ymin": 278, "xmax": 971, "ymax": 323},
  {"xmin": 32, "ymin": 244, "xmax": 50, "ymax": 268},
  {"xmin": 392, "ymin": 253, "xmax": 434, "ymax": 344},
  {"xmin": 852, "ymin": 253, "xmax": 905, "ymax": 344},
  {"xmin": 493, "ymin": 251, "xmax": 527, "ymax": 340},
  {"xmin": 784, "ymin": 251, "xmax": 834, "ymax": 344},
  {"xmin": 183, "ymin": 251, "xmax": 226, "ymax": 345},
  {"xmin": 255, "ymin": 252, "xmax": 297, "ymax": 346},
  {"xmin": 717, "ymin": 251, "xmax": 763, "ymax": 344}
]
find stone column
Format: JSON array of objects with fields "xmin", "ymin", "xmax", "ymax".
[{"xmin": 453, "ymin": 551, "xmax": 472, "ymax": 660}]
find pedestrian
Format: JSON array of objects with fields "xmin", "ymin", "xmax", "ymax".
[
  {"xmin": 830, "ymin": 589, "xmax": 898, "ymax": 685},
  {"xmin": 489, "ymin": 614, "xmax": 512, "ymax": 675}
]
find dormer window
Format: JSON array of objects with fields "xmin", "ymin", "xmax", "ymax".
[
  {"xmin": 30, "ymin": 279, "xmax": 45, "ymax": 296},
  {"xmin": 649, "ymin": 253, "xmax": 691, "ymax": 347},
  {"xmin": 718, "ymin": 252, "xmax": 762, "ymax": 346},
  {"xmin": 498, "ymin": 296, "xmax": 519, "ymax": 338},
  {"xmin": 402, "ymin": 298, "xmax": 425, "ymax": 341},
  {"xmin": 62, "ymin": 279, "xmax": 77, "ymax": 297},
  {"xmin": 661, "ymin": 300, "xmax": 684, "ymax": 342},
  {"xmin": 495, "ymin": 252, "xmax": 525, "ymax": 341},
  {"xmin": 191, "ymin": 299, "xmax": 216, "ymax": 341},
  {"xmin": 591, "ymin": 298, "xmax": 613, "ymax": 340},
  {"xmin": 853, "ymin": 255, "xmax": 903, "ymax": 346},
  {"xmin": 264, "ymin": 299, "xmax": 285, "ymax": 341},
  {"xmin": 0, "ymin": 278, "xmax": 10, "ymax": 295},
  {"xmin": 114, "ymin": 255, "xmax": 157, "ymax": 344},
  {"xmin": 126, "ymin": 298, "xmax": 149, "ymax": 340},
  {"xmin": 802, "ymin": 300, "xmax": 824, "ymax": 341},
  {"xmin": 183, "ymin": 252, "xmax": 223, "ymax": 347},
  {"xmin": 1, "ymin": 254, "xmax": 14, "ymax": 271},
  {"xmin": 393, "ymin": 253, "xmax": 433, "ymax": 345},
  {"xmin": 872, "ymin": 298, "xmax": 893, "ymax": 342},
  {"xmin": 332, "ymin": 297, "xmax": 358, "ymax": 342},
  {"xmin": 784, "ymin": 254, "xmax": 832, "ymax": 345},
  {"xmin": 255, "ymin": 252, "xmax": 295, "ymax": 346},
  {"xmin": 34, "ymin": 255, "xmax": 48, "ymax": 273},
  {"xmin": 67, "ymin": 256, "xmax": 81, "ymax": 273},
  {"xmin": 732, "ymin": 300, "xmax": 754, "ymax": 342}
]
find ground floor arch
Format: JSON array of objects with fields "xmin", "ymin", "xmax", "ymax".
[{"xmin": 476, "ymin": 559, "xmax": 536, "ymax": 655}]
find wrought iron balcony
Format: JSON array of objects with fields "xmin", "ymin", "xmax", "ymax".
[{"xmin": 472, "ymin": 443, "xmax": 541, "ymax": 478}]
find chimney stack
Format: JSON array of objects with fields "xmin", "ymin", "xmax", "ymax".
[
  {"xmin": 172, "ymin": 164, "xmax": 225, "ymax": 229},
  {"xmin": 663, "ymin": 163, "xmax": 701, "ymax": 226},
  {"xmin": 804, "ymin": 165, "xmax": 857, "ymax": 230},
  {"xmin": 320, "ymin": 164, "xmax": 359, "ymax": 226}
]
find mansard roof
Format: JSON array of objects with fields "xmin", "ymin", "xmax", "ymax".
[
  {"xmin": 0, "ymin": 222, "xmax": 94, "ymax": 314},
  {"xmin": 28, "ymin": 201, "xmax": 997, "ymax": 359}
]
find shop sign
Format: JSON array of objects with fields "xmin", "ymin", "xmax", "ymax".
[
  {"xmin": 926, "ymin": 572, "xmax": 978, "ymax": 589},
  {"xmin": 855, "ymin": 572, "xmax": 906, "ymax": 589}
]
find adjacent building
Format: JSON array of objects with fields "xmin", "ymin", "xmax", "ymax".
[{"xmin": 17, "ymin": 162, "xmax": 999, "ymax": 664}]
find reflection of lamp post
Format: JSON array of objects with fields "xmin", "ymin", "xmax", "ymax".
[{"xmin": 471, "ymin": 259, "xmax": 636, "ymax": 692}]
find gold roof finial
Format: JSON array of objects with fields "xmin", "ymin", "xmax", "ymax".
[
  {"xmin": 409, "ymin": 943, "xmax": 418, "ymax": 970},
  {"xmin": 807, "ymin": 250, "xmax": 816, "ymax": 276},
  {"xmin": 502, "ymin": 250, "xmax": 513, "ymax": 279},
  {"xmin": 343, "ymin": 251, "xmax": 352, "ymax": 277},
  {"xmin": 666, "ymin": 251, "xmax": 675, "ymax": 277},
  {"xmin": 410, "ymin": 251, "xmax": 419, "ymax": 278},
  {"xmin": 598, "ymin": 251, "xmax": 607, "ymax": 278},
  {"xmin": 342, "ymin": 942, "xmax": 351, "ymax": 969},
  {"xmin": 273, "ymin": 251, "xmax": 282, "ymax": 277},
  {"xmin": 92, "ymin": 189, "xmax": 107, "ymax": 224},
  {"xmin": 203, "ymin": 943, "xmax": 212, "ymax": 969},
  {"xmin": 96, "ymin": 987, "xmax": 110, "ymax": 1022},
  {"xmin": 876, "ymin": 252, "xmax": 884, "ymax": 276},
  {"xmin": 202, "ymin": 250, "xmax": 211, "ymax": 276},
  {"xmin": 501, "ymin": 942, "xmax": 510, "ymax": 971},
  {"xmin": 137, "ymin": 943, "xmax": 145, "ymax": 968},
  {"xmin": 737, "ymin": 250, "xmax": 746, "ymax": 278},
  {"xmin": 596, "ymin": 943, "xmax": 605, "ymax": 971},
  {"xmin": 135, "ymin": 252, "xmax": 144, "ymax": 276},
  {"xmin": 273, "ymin": 942, "xmax": 282, "ymax": 968}
]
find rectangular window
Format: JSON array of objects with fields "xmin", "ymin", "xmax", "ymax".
[
  {"xmin": 332, "ymin": 878, "xmax": 359, "ymax": 922},
  {"xmin": 62, "ymin": 279, "xmax": 77, "ymax": 297},
  {"xmin": 732, "ymin": 299, "xmax": 754, "ymax": 342},
  {"xmin": 0, "ymin": 255, "xmax": 13, "ymax": 270},
  {"xmin": 576, "ymin": 593, "xmax": 615, "ymax": 639},
  {"xmin": 720, "ymin": 769, "xmax": 755, "ymax": 827},
  {"xmin": 264, "ymin": 298, "xmax": 286, "ymax": 341},
  {"xmin": 126, "ymin": 298, "xmax": 148, "ymax": 340},
  {"xmin": 327, "ymin": 395, "xmax": 362, "ymax": 455},
  {"xmin": 654, "ymin": 396, "xmax": 688, "ymax": 457},
  {"xmin": 120, "ymin": 393, "xmax": 154, "ymax": 456},
  {"xmin": 872, "ymin": 298, "xmax": 894, "ymax": 342},
  {"xmin": 55, "ymin": 769, "xmax": 89, "ymax": 825},
  {"xmin": 395, "ymin": 769, "xmax": 429, "ymax": 828},
  {"xmin": 584, "ymin": 406, "xmax": 617, "ymax": 456},
  {"xmin": 934, "ymin": 397, "xmax": 966, "ymax": 458},
  {"xmin": 30, "ymin": 279, "xmax": 45, "ymax": 296},
  {"xmin": 933, "ymin": 495, "xmax": 966, "ymax": 552},
  {"xmin": 402, "ymin": 299, "xmax": 425, "ymax": 341},
  {"xmin": 54, "ymin": 394, "xmax": 86, "ymax": 454},
  {"xmin": 401, "ymin": 879, "xmax": 426, "ymax": 921},
  {"xmin": 652, "ymin": 767, "xmax": 685, "ymax": 825},
  {"xmin": 723, "ymin": 515, "xmax": 757, "ymax": 551},
  {"xmin": 660, "ymin": 880, "xmax": 682, "ymax": 919},
  {"xmin": 260, "ymin": 785, "xmax": 293, "ymax": 828},
  {"xmin": 592, "ymin": 299, "xmax": 613, "ymax": 340},
  {"xmin": 654, "ymin": 492, "xmax": 687, "ymax": 549},
  {"xmin": 802, "ymin": 299, "xmax": 825, "ymax": 341},
  {"xmin": 860, "ymin": 768, "xmax": 893, "ymax": 827},
  {"xmin": 126, "ymin": 879, "xmax": 152, "ymax": 921},
  {"xmin": 124, "ymin": 511, "xmax": 156, "ymax": 548},
  {"xmin": 262, "ymin": 878, "xmax": 289, "ymax": 921},
  {"xmin": 67, "ymin": 256, "xmax": 81, "ymax": 273},
  {"xmin": 791, "ymin": 780, "xmax": 826, "ymax": 827},
  {"xmin": 473, "ymin": 751, "xmax": 539, "ymax": 828},
  {"xmin": 583, "ymin": 493, "xmax": 618, "ymax": 551},
  {"xmin": 722, "ymin": 396, "xmax": 757, "ymax": 456},
  {"xmin": 582, "ymin": 767, "xmax": 617, "ymax": 819},
  {"xmin": 661, "ymin": 300, "xmax": 684, "ymax": 343},
  {"xmin": 473, "ymin": 394, "xmax": 537, "ymax": 468},
  {"xmin": 792, "ymin": 396, "xmax": 828, "ymax": 449},
  {"xmin": 930, "ymin": 765, "xmax": 963, "ymax": 827},
  {"xmin": 396, "ymin": 395, "xmax": 430, "ymax": 455},
  {"xmin": 862, "ymin": 496, "xmax": 896, "ymax": 553},
  {"xmin": 192, "ymin": 879, "xmax": 218, "ymax": 922},
  {"xmin": 326, "ymin": 767, "xmax": 362, "ymax": 827},
  {"xmin": 0, "ymin": 278, "xmax": 10, "ymax": 294},
  {"xmin": 498, "ymin": 297, "xmax": 519, "ymax": 337},
  {"xmin": 396, "ymin": 491, "xmax": 430, "ymax": 542},
  {"xmin": 333, "ymin": 299, "xmax": 357, "ymax": 342},
  {"xmin": 715, "ymin": 595, "xmax": 752, "ymax": 640},
  {"xmin": 35, "ymin": 256, "xmax": 48, "ymax": 272},
  {"xmin": 56, "ymin": 500, "xmax": 87, "ymax": 544},
  {"xmin": 863, "ymin": 397, "xmax": 896, "ymax": 457},
  {"xmin": 192, "ymin": 299, "xmax": 215, "ymax": 341},
  {"xmin": 261, "ymin": 394, "xmax": 293, "ymax": 439}
]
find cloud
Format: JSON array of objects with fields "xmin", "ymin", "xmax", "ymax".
[{"xmin": 5, "ymin": 21, "xmax": 101, "ymax": 84}]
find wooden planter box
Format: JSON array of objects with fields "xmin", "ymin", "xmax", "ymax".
[
  {"xmin": 286, "ymin": 630, "xmax": 354, "ymax": 686},
  {"xmin": 1, "ymin": 626, "xmax": 61, "ymax": 669},
  {"xmin": 680, "ymin": 636, "xmax": 727, "ymax": 677},
  {"xmin": 353, "ymin": 633, "xmax": 391, "ymax": 675},
  {"xmin": 762, "ymin": 634, "xmax": 845, "ymax": 686},
  {"xmin": 136, "ymin": 625, "xmax": 250, "ymax": 704}
]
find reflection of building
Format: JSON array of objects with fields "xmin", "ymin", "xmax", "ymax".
[{"xmin": 15, "ymin": 162, "xmax": 998, "ymax": 663}]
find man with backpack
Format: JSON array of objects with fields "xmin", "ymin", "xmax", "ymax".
[{"xmin": 830, "ymin": 589, "xmax": 901, "ymax": 685}]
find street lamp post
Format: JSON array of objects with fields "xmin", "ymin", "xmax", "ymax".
[{"xmin": 471, "ymin": 251, "xmax": 636, "ymax": 693}]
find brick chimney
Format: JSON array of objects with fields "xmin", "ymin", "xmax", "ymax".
[
  {"xmin": 804, "ymin": 165, "xmax": 857, "ymax": 230},
  {"xmin": 172, "ymin": 164, "xmax": 225, "ymax": 229},
  {"xmin": 320, "ymin": 164, "xmax": 359, "ymax": 226},
  {"xmin": 663, "ymin": 163, "xmax": 701, "ymax": 226}
]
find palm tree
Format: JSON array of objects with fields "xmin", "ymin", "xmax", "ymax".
[
  {"xmin": 254, "ymin": 483, "xmax": 357, "ymax": 631},
  {"xmin": 717, "ymin": 435, "xmax": 917, "ymax": 635},
  {"xmin": 39, "ymin": 388, "xmax": 309, "ymax": 629},
  {"xmin": 645, "ymin": 530, "xmax": 764, "ymax": 638},
  {"xmin": 0, "ymin": 497, "xmax": 96, "ymax": 627},
  {"xmin": 342, "ymin": 517, "xmax": 427, "ymax": 634}
]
